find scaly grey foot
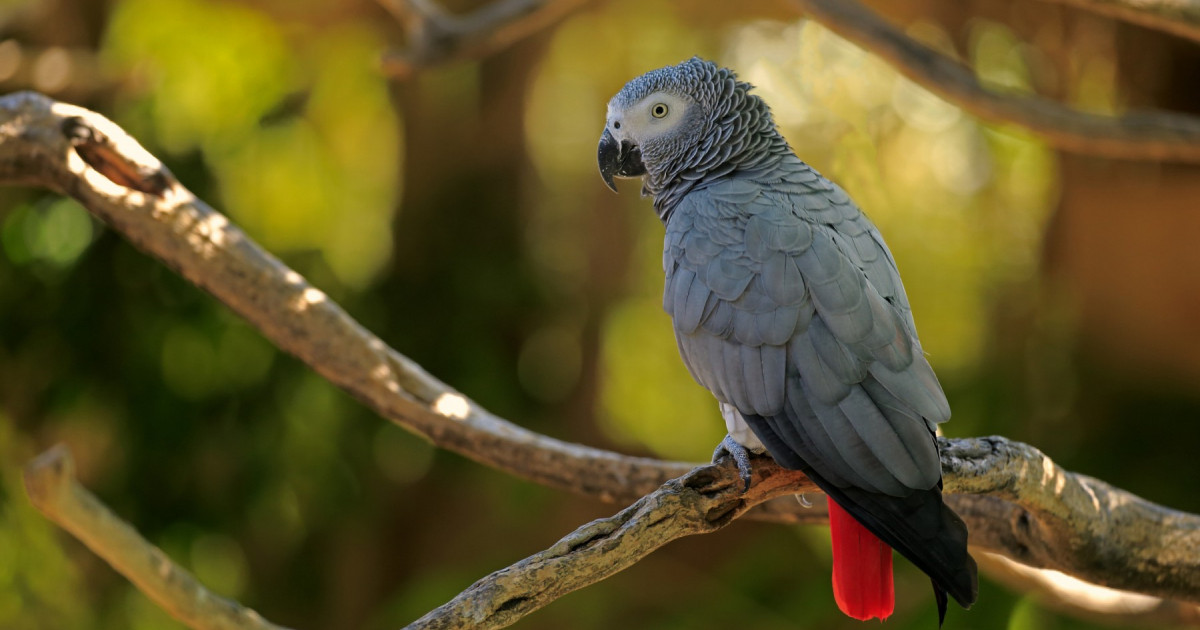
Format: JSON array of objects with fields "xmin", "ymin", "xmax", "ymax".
[{"xmin": 712, "ymin": 434, "xmax": 754, "ymax": 492}]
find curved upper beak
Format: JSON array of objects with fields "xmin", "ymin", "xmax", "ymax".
[{"xmin": 597, "ymin": 128, "xmax": 646, "ymax": 192}]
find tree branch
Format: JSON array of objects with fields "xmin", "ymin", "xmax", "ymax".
[
  {"xmin": 377, "ymin": 0, "xmax": 590, "ymax": 78},
  {"xmin": 798, "ymin": 0, "xmax": 1200, "ymax": 163},
  {"xmin": 22, "ymin": 445, "xmax": 292, "ymax": 630},
  {"xmin": 4, "ymin": 92, "xmax": 1200, "ymax": 626},
  {"xmin": 1034, "ymin": 0, "xmax": 1200, "ymax": 43},
  {"xmin": 0, "ymin": 90, "xmax": 690, "ymax": 505},
  {"xmin": 977, "ymin": 552, "xmax": 1200, "ymax": 626},
  {"xmin": 942, "ymin": 437, "xmax": 1200, "ymax": 602},
  {"xmin": 404, "ymin": 457, "xmax": 816, "ymax": 630},
  {"xmin": 373, "ymin": 0, "xmax": 1200, "ymax": 158},
  {"xmin": 407, "ymin": 437, "xmax": 1200, "ymax": 629}
]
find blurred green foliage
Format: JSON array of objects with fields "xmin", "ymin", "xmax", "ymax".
[
  {"xmin": 106, "ymin": 0, "xmax": 401, "ymax": 287},
  {"xmin": 0, "ymin": 0, "xmax": 1194, "ymax": 629}
]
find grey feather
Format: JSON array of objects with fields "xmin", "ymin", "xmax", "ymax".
[
  {"xmin": 756, "ymin": 303, "xmax": 801, "ymax": 346},
  {"xmin": 869, "ymin": 356, "xmax": 951, "ymax": 426},
  {"xmin": 787, "ymin": 327, "xmax": 850, "ymax": 404},
  {"xmin": 700, "ymin": 255, "xmax": 754, "ymax": 300},
  {"xmin": 762, "ymin": 251, "xmax": 805, "ymax": 305},
  {"xmin": 836, "ymin": 385, "xmax": 936, "ymax": 491},
  {"xmin": 722, "ymin": 336, "xmax": 749, "ymax": 406},
  {"xmin": 740, "ymin": 344, "xmax": 769, "ymax": 414},
  {"xmin": 702, "ymin": 300, "xmax": 734, "ymax": 336},
  {"xmin": 802, "ymin": 386, "xmax": 906, "ymax": 496},
  {"xmin": 731, "ymin": 307, "xmax": 764, "ymax": 346},
  {"xmin": 808, "ymin": 316, "xmax": 868, "ymax": 385},
  {"xmin": 676, "ymin": 271, "xmax": 711, "ymax": 333}
]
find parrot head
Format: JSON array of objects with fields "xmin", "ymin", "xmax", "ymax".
[
  {"xmin": 598, "ymin": 58, "xmax": 780, "ymax": 211},
  {"xmin": 599, "ymin": 57, "xmax": 712, "ymax": 192}
]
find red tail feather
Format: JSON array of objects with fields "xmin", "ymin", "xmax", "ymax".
[{"xmin": 829, "ymin": 498, "xmax": 894, "ymax": 620}]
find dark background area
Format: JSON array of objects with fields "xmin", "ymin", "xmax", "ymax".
[{"xmin": 1, "ymin": 0, "xmax": 1198, "ymax": 628}]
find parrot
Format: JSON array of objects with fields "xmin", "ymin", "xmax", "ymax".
[{"xmin": 596, "ymin": 57, "xmax": 978, "ymax": 622}]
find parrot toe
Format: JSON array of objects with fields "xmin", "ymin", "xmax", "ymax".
[{"xmin": 713, "ymin": 434, "xmax": 754, "ymax": 492}]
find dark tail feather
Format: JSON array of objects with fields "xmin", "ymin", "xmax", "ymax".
[
  {"xmin": 743, "ymin": 413, "xmax": 978, "ymax": 614},
  {"xmin": 933, "ymin": 580, "xmax": 948, "ymax": 625},
  {"xmin": 822, "ymin": 481, "xmax": 977, "ymax": 611}
]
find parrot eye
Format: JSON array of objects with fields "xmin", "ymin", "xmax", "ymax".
[{"xmin": 651, "ymin": 103, "xmax": 669, "ymax": 118}]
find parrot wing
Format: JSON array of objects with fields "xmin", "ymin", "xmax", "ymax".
[
  {"xmin": 664, "ymin": 171, "xmax": 947, "ymax": 497},
  {"xmin": 664, "ymin": 169, "xmax": 975, "ymax": 609}
]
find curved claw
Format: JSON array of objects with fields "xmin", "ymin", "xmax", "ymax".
[{"xmin": 712, "ymin": 434, "xmax": 754, "ymax": 493}]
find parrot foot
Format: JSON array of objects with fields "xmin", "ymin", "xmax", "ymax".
[{"xmin": 712, "ymin": 435, "xmax": 754, "ymax": 493}]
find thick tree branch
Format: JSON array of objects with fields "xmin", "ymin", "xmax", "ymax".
[
  {"xmin": 798, "ymin": 0, "xmax": 1200, "ymax": 163},
  {"xmin": 942, "ymin": 437, "xmax": 1200, "ymax": 602},
  {"xmin": 408, "ymin": 437, "xmax": 1200, "ymax": 629},
  {"xmin": 4, "ymin": 92, "xmax": 1200, "ymax": 626},
  {"xmin": 22, "ymin": 446, "xmax": 291, "ymax": 630},
  {"xmin": 405, "ymin": 457, "xmax": 816, "ymax": 630},
  {"xmin": 0, "ymin": 90, "xmax": 689, "ymax": 505},
  {"xmin": 377, "ymin": 0, "xmax": 589, "ymax": 78}
]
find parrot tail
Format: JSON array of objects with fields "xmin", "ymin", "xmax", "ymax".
[{"xmin": 829, "ymin": 498, "xmax": 894, "ymax": 621}]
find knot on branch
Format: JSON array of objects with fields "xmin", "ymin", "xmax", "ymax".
[
  {"xmin": 61, "ymin": 115, "xmax": 170, "ymax": 195},
  {"xmin": 23, "ymin": 443, "xmax": 75, "ymax": 510}
]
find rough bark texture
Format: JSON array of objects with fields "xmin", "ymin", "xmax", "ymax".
[
  {"xmin": 403, "ymin": 457, "xmax": 816, "ymax": 630},
  {"xmin": 943, "ymin": 437, "xmax": 1200, "ymax": 601}
]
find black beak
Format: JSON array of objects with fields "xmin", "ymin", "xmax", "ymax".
[{"xmin": 597, "ymin": 128, "xmax": 645, "ymax": 192}]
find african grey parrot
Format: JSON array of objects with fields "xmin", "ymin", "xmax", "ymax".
[{"xmin": 597, "ymin": 58, "xmax": 977, "ymax": 622}]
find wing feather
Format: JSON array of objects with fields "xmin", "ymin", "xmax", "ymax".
[{"xmin": 666, "ymin": 173, "xmax": 949, "ymax": 501}]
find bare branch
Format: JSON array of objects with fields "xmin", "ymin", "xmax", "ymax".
[
  {"xmin": 942, "ymin": 437, "xmax": 1200, "ymax": 603},
  {"xmin": 1034, "ymin": 0, "xmax": 1200, "ymax": 43},
  {"xmin": 405, "ymin": 458, "xmax": 815, "ymax": 630},
  {"xmin": 977, "ymin": 553, "xmax": 1200, "ymax": 627},
  {"xmin": 22, "ymin": 446, "xmax": 292, "ymax": 630},
  {"xmin": 377, "ymin": 0, "xmax": 589, "ymax": 78},
  {"xmin": 798, "ymin": 0, "xmax": 1200, "ymax": 163},
  {"xmin": 407, "ymin": 437, "xmax": 1200, "ymax": 629},
  {"xmin": 0, "ymin": 90, "xmax": 689, "ymax": 505},
  {"xmin": 4, "ymin": 92, "xmax": 1200, "ymax": 626}
]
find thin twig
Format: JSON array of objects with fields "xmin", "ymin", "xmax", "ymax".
[
  {"xmin": 377, "ymin": 0, "xmax": 589, "ymax": 78},
  {"xmin": 1035, "ymin": 0, "xmax": 1200, "ymax": 43},
  {"xmin": 798, "ymin": 0, "xmax": 1200, "ymax": 163},
  {"xmin": 22, "ymin": 446, "xmax": 292, "ymax": 630}
]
